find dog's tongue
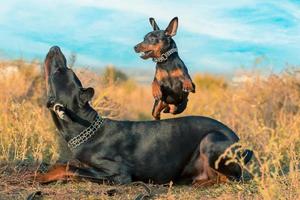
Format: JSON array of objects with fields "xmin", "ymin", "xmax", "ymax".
[{"xmin": 140, "ymin": 51, "xmax": 152, "ymax": 59}]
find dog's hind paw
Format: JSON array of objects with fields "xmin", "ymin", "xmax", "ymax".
[{"xmin": 163, "ymin": 106, "xmax": 170, "ymax": 113}]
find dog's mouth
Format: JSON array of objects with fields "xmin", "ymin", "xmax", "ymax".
[{"xmin": 139, "ymin": 50, "xmax": 153, "ymax": 59}]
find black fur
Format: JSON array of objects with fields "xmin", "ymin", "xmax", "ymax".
[{"xmin": 44, "ymin": 46, "xmax": 252, "ymax": 184}]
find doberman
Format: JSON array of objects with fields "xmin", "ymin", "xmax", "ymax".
[
  {"xmin": 134, "ymin": 17, "xmax": 195, "ymax": 120},
  {"xmin": 34, "ymin": 46, "xmax": 252, "ymax": 187}
]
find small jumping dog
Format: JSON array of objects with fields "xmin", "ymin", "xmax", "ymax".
[{"xmin": 134, "ymin": 17, "xmax": 195, "ymax": 120}]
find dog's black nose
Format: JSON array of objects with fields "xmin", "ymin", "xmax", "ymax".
[
  {"xmin": 49, "ymin": 46, "xmax": 61, "ymax": 53},
  {"xmin": 134, "ymin": 45, "xmax": 139, "ymax": 52}
]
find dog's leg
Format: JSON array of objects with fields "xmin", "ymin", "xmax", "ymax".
[
  {"xmin": 189, "ymin": 132, "xmax": 243, "ymax": 186},
  {"xmin": 152, "ymin": 100, "xmax": 168, "ymax": 120},
  {"xmin": 49, "ymin": 111, "xmax": 73, "ymax": 163},
  {"xmin": 169, "ymin": 105, "xmax": 177, "ymax": 114},
  {"xmin": 163, "ymin": 105, "xmax": 170, "ymax": 113},
  {"xmin": 199, "ymin": 132, "xmax": 242, "ymax": 181},
  {"xmin": 56, "ymin": 133, "xmax": 73, "ymax": 163},
  {"xmin": 32, "ymin": 164, "xmax": 113, "ymax": 184},
  {"xmin": 33, "ymin": 164, "xmax": 76, "ymax": 183},
  {"xmin": 152, "ymin": 79, "xmax": 162, "ymax": 100},
  {"xmin": 182, "ymin": 79, "xmax": 195, "ymax": 93},
  {"xmin": 192, "ymin": 154, "xmax": 227, "ymax": 187},
  {"xmin": 160, "ymin": 104, "xmax": 177, "ymax": 114},
  {"xmin": 172, "ymin": 68, "xmax": 195, "ymax": 93},
  {"xmin": 171, "ymin": 98, "xmax": 188, "ymax": 115}
]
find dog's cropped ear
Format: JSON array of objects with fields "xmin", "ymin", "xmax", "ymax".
[
  {"xmin": 165, "ymin": 17, "xmax": 178, "ymax": 37},
  {"xmin": 79, "ymin": 87, "xmax": 95, "ymax": 105},
  {"xmin": 149, "ymin": 17, "xmax": 160, "ymax": 31}
]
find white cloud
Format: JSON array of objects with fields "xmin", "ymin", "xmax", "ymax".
[
  {"xmin": 75, "ymin": 0, "xmax": 300, "ymax": 45},
  {"xmin": 2, "ymin": 0, "xmax": 300, "ymax": 46},
  {"xmin": 1, "ymin": 0, "xmax": 300, "ymax": 72}
]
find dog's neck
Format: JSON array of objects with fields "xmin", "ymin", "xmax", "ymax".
[
  {"xmin": 52, "ymin": 104, "xmax": 99, "ymax": 142},
  {"xmin": 161, "ymin": 38, "xmax": 177, "ymax": 53},
  {"xmin": 156, "ymin": 41, "xmax": 184, "ymax": 69}
]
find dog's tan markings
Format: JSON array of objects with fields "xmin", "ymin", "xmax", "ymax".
[
  {"xmin": 152, "ymin": 80, "xmax": 162, "ymax": 99},
  {"xmin": 170, "ymin": 68, "xmax": 195, "ymax": 92},
  {"xmin": 183, "ymin": 79, "xmax": 195, "ymax": 92},
  {"xmin": 136, "ymin": 41, "xmax": 164, "ymax": 58},
  {"xmin": 152, "ymin": 100, "xmax": 168, "ymax": 120},
  {"xmin": 34, "ymin": 164, "xmax": 75, "ymax": 184},
  {"xmin": 138, "ymin": 43, "xmax": 148, "ymax": 52},
  {"xmin": 169, "ymin": 105, "xmax": 177, "ymax": 114},
  {"xmin": 152, "ymin": 41, "xmax": 164, "ymax": 58},
  {"xmin": 170, "ymin": 68, "xmax": 184, "ymax": 78},
  {"xmin": 192, "ymin": 154, "xmax": 227, "ymax": 187},
  {"xmin": 155, "ymin": 68, "xmax": 168, "ymax": 81},
  {"xmin": 193, "ymin": 172, "xmax": 228, "ymax": 187}
]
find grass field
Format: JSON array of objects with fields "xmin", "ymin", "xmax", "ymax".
[{"xmin": 0, "ymin": 59, "xmax": 300, "ymax": 199}]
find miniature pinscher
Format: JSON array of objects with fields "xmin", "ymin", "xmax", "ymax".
[{"xmin": 134, "ymin": 17, "xmax": 195, "ymax": 120}]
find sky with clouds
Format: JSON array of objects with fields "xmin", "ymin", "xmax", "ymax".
[{"xmin": 0, "ymin": 0, "xmax": 300, "ymax": 74}]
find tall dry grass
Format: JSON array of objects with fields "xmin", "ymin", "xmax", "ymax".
[{"xmin": 0, "ymin": 60, "xmax": 299, "ymax": 199}]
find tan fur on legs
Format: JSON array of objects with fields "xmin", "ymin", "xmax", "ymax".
[{"xmin": 34, "ymin": 164, "xmax": 75, "ymax": 184}]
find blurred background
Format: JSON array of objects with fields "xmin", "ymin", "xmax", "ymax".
[
  {"xmin": 0, "ymin": 1, "xmax": 300, "ymax": 199},
  {"xmin": 1, "ymin": 0, "xmax": 300, "ymax": 79}
]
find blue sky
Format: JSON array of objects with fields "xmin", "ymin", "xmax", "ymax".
[{"xmin": 0, "ymin": 0, "xmax": 300, "ymax": 74}]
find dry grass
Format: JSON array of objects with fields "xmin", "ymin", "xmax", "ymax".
[{"xmin": 0, "ymin": 60, "xmax": 300, "ymax": 199}]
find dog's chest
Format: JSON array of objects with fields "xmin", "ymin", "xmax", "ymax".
[{"xmin": 156, "ymin": 67, "xmax": 183, "ymax": 82}]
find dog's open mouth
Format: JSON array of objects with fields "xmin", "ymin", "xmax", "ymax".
[{"xmin": 140, "ymin": 50, "xmax": 153, "ymax": 59}]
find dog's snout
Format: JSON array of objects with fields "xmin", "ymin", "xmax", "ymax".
[
  {"xmin": 45, "ymin": 45, "xmax": 67, "ymax": 78},
  {"xmin": 49, "ymin": 46, "xmax": 61, "ymax": 53},
  {"xmin": 134, "ymin": 44, "xmax": 141, "ymax": 53}
]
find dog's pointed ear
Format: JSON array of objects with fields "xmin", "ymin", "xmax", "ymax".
[
  {"xmin": 165, "ymin": 17, "xmax": 178, "ymax": 37},
  {"xmin": 79, "ymin": 87, "xmax": 95, "ymax": 105},
  {"xmin": 149, "ymin": 17, "xmax": 160, "ymax": 31}
]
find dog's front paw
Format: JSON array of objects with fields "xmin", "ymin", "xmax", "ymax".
[
  {"xmin": 152, "ymin": 81, "xmax": 162, "ymax": 100},
  {"xmin": 183, "ymin": 79, "xmax": 195, "ymax": 93}
]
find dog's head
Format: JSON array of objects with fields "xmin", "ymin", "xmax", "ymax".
[
  {"xmin": 134, "ymin": 17, "xmax": 178, "ymax": 60},
  {"xmin": 45, "ymin": 46, "xmax": 95, "ymax": 122}
]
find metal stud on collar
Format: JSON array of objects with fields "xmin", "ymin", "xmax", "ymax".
[{"xmin": 153, "ymin": 48, "xmax": 178, "ymax": 63}]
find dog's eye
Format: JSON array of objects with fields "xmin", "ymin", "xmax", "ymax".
[{"xmin": 149, "ymin": 37, "xmax": 156, "ymax": 43}]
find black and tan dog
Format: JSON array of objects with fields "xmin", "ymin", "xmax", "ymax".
[
  {"xmin": 34, "ymin": 46, "xmax": 252, "ymax": 187},
  {"xmin": 134, "ymin": 17, "xmax": 195, "ymax": 120}
]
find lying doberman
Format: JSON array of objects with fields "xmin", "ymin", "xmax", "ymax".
[
  {"xmin": 134, "ymin": 17, "xmax": 195, "ymax": 120},
  {"xmin": 34, "ymin": 46, "xmax": 252, "ymax": 186}
]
